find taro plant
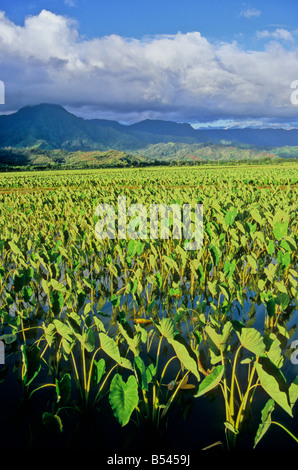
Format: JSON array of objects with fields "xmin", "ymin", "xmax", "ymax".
[
  {"xmin": 113, "ymin": 313, "xmax": 201, "ymax": 433},
  {"xmin": 193, "ymin": 316, "xmax": 298, "ymax": 449},
  {"xmin": 254, "ymin": 397, "xmax": 298, "ymax": 448},
  {"xmin": 52, "ymin": 303, "xmax": 133, "ymax": 412}
]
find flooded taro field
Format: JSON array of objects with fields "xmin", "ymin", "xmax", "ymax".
[{"xmin": 0, "ymin": 163, "xmax": 298, "ymax": 453}]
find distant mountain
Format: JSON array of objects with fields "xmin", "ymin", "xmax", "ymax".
[{"xmin": 1, "ymin": 103, "xmax": 298, "ymax": 156}]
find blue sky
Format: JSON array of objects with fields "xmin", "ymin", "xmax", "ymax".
[
  {"xmin": 0, "ymin": 0, "xmax": 298, "ymax": 127},
  {"xmin": 1, "ymin": 0, "xmax": 297, "ymax": 44}
]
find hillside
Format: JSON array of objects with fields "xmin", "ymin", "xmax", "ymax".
[
  {"xmin": 1, "ymin": 104, "xmax": 298, "ymax": 151},
  {"xmin": 1, "ymin": 104, "xmax": 298, "ymax": 168},
  {"xmin": 0, "ymin": 147, "xmax": 150, "ymax": 169}
]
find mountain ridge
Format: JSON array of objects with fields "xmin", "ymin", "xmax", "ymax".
[{"xmin": 1, "ymin": 103, "xmax": 298, "ymax": 154}]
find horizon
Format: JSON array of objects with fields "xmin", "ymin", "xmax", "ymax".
[{"xmin": 0, "ymin": 1, "xmax": 298, "ymax": 129}]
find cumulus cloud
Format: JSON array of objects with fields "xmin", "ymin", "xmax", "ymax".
[
  {"xmin": 257, "ymin": 28, "xmax": 294, "ymax": 42},
  {"xmin": 0, "ymin": 9, "xmax": 298, "ymax": 125}
]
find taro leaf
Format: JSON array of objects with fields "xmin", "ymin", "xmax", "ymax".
[
  {"xmin": 43, "ymin": 322, "xmax": 56, "ymax": 347},
  {"xmin": 61, "ymin": 338, "xmax": 73, "ymax": 359},
  {"xmin": 23, "ymin": 286, "xmax": 33, "ymax": 303},
  {"xmin": 275, "ymin": 292, "xmax": 290, "ymax": 311},
  {"xmin": 109, "ymin": 373, "xmax": 139, "ymax": 426},
  {"xmin": 266, "ymin": 298, "xmax": 276, "ymax": 318},
  {"xmin": 0, "ymin": 333, "xmax": 17, "ymax": 345},
  {"xmin": 224, "ymin": 422, "xmax": 239, "ymax": 435},
  {"xmin": 169, "ymin": 335, "xmax": 201, "ymax": 381},
  {"xmin": 67, "ymin": 312, "xmax": 82, "ymax": 335},
  {"xmin": 51, "ymin": 279, "xmax": 66, "ymax": 292},
  {"xmin": 13, "ymin": 273, "xmax": 25, "ymax": 293},
  {"xmin": 247, "ymin": 255, "xmax": 257, "ymax": 272},
  {"xmin": 134, "ymin": 356, "xmax": 148, "ymax": 391},
  {"xmin": 255, "ymin": 357, "xmax": 292, "ymax": 416},
  {"xmin": 118, "ymin": 321, "xmax": 141, "ymax": 357},
  {"xmin": 93, "ymin": 358, "xmax": 106, "ymax": 384},
  {"xmin": 82, "ymin": 328, "xmax": 95, "ymax": 352},
  {"xmin": 280, "ymin": 252, "xmax": 291, "ymax": 269},
  {"xmin": 205, "ymin": 321, "xmax": 233, "ymax": 353},
  {"xmin": 264, "ymin": 333, "xmax": 284, "ymax": 369},
  {"xmin": 250, "ymin": 208, "xmax": 263, "ymax": 226},
  {"xmin": 50, "ymin": 290, "xmax": 64, "ymax": 316},
  {"xmin": 254, "ymin": 399, "xmax": 275, "ymax": 448},
  {"xmin": 9, "ymin": 241, "xmax": 22, "ymax": 257},
  {"xmin": 195, "ymin": 365, "xmax": 224, "ymax": 398},
  {"xmin": 56, "ymin": 373, "xmax": 71, "ymax": 406},
  {"xmin": 21, "ymin": 344, "xmax": 41, "ymax": 386},
  {"xmin": 99, "ymin": 332, "xmax": 121, "ymax": 363},
  {"xmin": 289, "ymin": 376, "xmax": 298, "ymax": 410},
  {"xmin": 156, "ymin": 318, "xmax": 200, "ymax": 381},
  {"xmin": 146, "ymin": 363, "xmax": 156, "ymax": 384},
  {"xmin": 134, "ymin": 323, "xmax": 148, "ymax": 344},
  {"xmin": 267, "ymin": 240, "xmax": 275, "ymax": 255},
  {"xmin": 42, "ymin": 412, "xmax": 63, "ymax": 433},
  {"xmin": 209, "ymin": 245, "xmax": 220, "ymax": 266},
  {"xmin": 99, "ymin": 332, "xmax": 132, "ymax": 370},
  {"xmin": 225, "ymin": 207, "xmax": 237, "ymax": 226},
  {"xmin": 237, "ymin": 327, "xmax": 266, "ymax": 356},
  {"xmin": 93, "ymin": 315, "xmax": 106, "ymax": 333},
  {"xmin": 273, "ymin": 221, "xmax": 288, "ymax": 241},
  {"xmin": 53, "ymin": 319, "xmax": 73, "ymax": 343},
  {"xmin": 111, "ymin": 294, "xmax": 120, "ymax": 307},
  {"xmin": 155, "ymin": 317, "xmax": 177, "ymax": 340}
]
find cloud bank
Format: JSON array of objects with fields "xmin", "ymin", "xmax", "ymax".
[{"xmin": 0, "ymin": 9, "xmax": 298, "ymax": 126}]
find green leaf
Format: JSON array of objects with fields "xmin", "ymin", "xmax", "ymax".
[
  {"xmin": 109, "ymin": 374, "xmax": 139, "ymax": 426},
  {"xmin": 42, "ymin": 412, "xmax": 63, "ymax": 433},
  {"xmin": 156, "ymin": 318, "xmax": 200, "ymax": 380},
  {"xmin": 254, "ymin": 399, "xmax": 275, "ymax": 448},
  {"xmin": 99, "ymin": 332, "xmax": 132, "ymax": 370},
  {"xmin": 264, "ymin": 333, "xmax": 284, "ymax": 368},
  {"xmin": 225, "ymin": 207, "xmax": 237, "ymax": 226},
  {"xmin": 289, "ymin": 376, "xmax": 298, "ymax": 409},
  {"xmin": 134, "ymin": 356, "xmax": 148, "ymax": 391},
  {"xmin": 56, "ymin": 373, "xmax": 71, "ymax": 406},
  {"xmin": 82, "ymin": 328, "xmax": 95, "ymax": 352},
  {"xmin": 93, "ymin": 358, "xmax": 106, "ymax": 384},
  {"xmin": 194, "ymin": 365, "xmax": 224, "ymax": 397},
  {"xmin": 53, "ymin": 319, "xmax": 73, "ymax": 343},
  {"xmin": 237, "ymin": 328, "xmax": 266, "ymax": 356},
  {"xmin": 93, "ymin": 315, "xmax": 106, "ymax": 332},
  {"xmin": 118, "ymin": 322, "xmax": 141, "ymax": 357},
  {"xmin": 155, "ymin": 317, "xmax": 178, "ymax": 340},
  {"xmin": 266, "ymin": 298, "xmax": 276, "ymax": 318},
  {"xmin": 9, "ymin": 241, "xmax": 22, "ymax": 256},
  {"xmin": 50, "ymin": 290, "xmax": 64, "ymax": 316},
  {"xmin": 21, "ymin": 344, "xmax": 41, "ymax": 386},
  {"xmin": 273, "ymin": 221, "xmax": 288, "ymax": 241},
  {"xmin": 247, "ymin": 255, "xmax": 257, "ymax": 271},
  {"xmin": 205, "ymin": 321, "xmax": 233, "ymax": 354},
  {"xmin": 51, "ymin": 279, "xmax": 66, "ymax": 292},
  {"xmin": 169, "ymin": 335, "xmax": 201, "ymax": 381},
  {"xmin": 224, "ymin": 421, "xmax": 239, "ymax": 435},
  {"xmin": 255, "ymin": 358, "xmax": 292, "ymax": 416}
]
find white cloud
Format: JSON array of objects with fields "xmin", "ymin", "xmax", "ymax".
[
  {"xmin": 257, "ymin": 28, "xmax": 294, "ymax": 42},
  {"xmin": 240, "ymin": 8, "xmax": 261, "ymax": 19},
  {"xmin": 0, "ymin": 10, "xmax": 298, "ymax": 125}
]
